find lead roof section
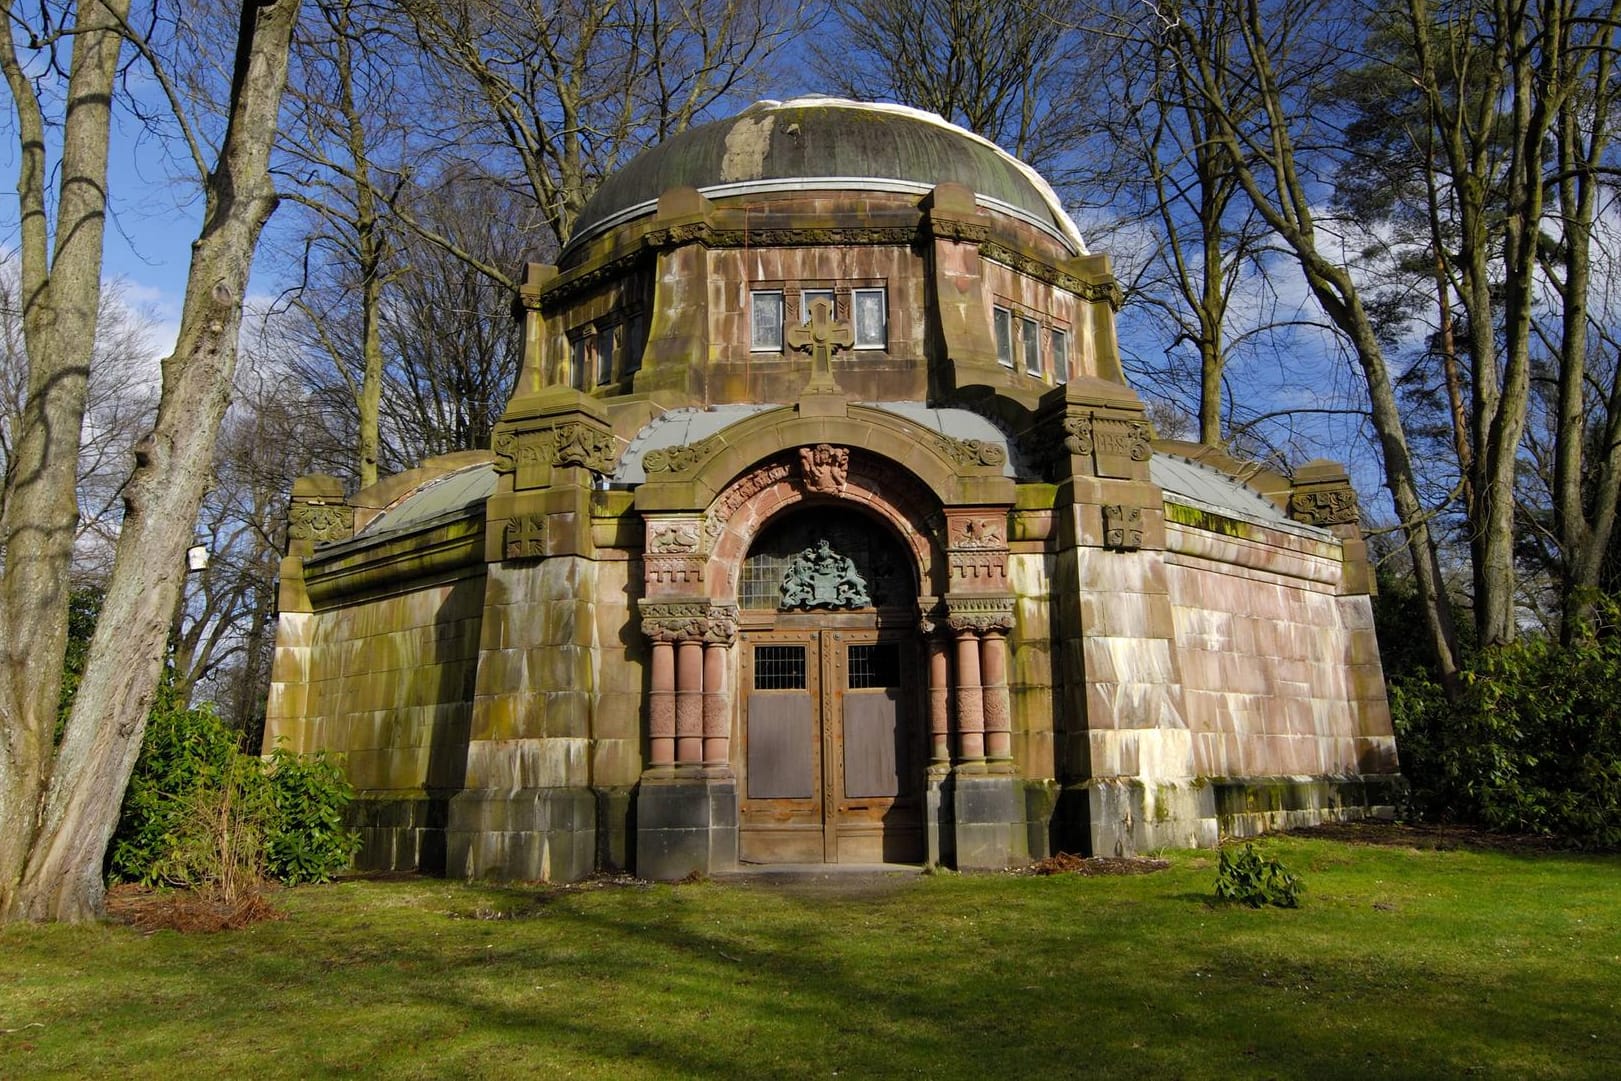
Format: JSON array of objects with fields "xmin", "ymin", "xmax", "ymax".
[{"xmin": 567, "ymin": 97, "xmax": 1085, "ymax": 255}]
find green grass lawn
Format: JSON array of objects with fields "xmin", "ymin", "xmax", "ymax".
[{"xmin": 2, "ymin": 834, "xmax": 1617, "ymax": 1080}]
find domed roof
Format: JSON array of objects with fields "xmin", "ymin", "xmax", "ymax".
[{"xmin": 567, "ymin": 97, "xmax": 1085, "ymax": 255}]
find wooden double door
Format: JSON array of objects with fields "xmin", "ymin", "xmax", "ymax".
[{"xmin": 738, "ymin": 625, "xmax": 924, "ymax": 864}]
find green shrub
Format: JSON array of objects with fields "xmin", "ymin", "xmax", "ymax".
[
  {"xmin": 110, "ymin": 692, "xmax": 358, "ymax": 889},
  {"xmin": 264, "ymin": 747, "xmax": 360, "ymax": 885},
  {"xmin": 1390, "ymin": 599, "xmax": 1621, "ymax": 848},
  {"xmin": 1214, "ymin": 844, "xmax": 1302, "ymax": 908}
]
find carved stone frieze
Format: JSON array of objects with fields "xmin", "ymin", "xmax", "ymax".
[
  {"xmin": 536, "ymin": 248, "xmax": 648, "ymax": 307},
  {"xmin": 1053, "ymin": 409, "xmax": 1151, "ymax": 479},
  {"xmin": 950, "ymin": 516, "xmax": 1006, "ymax": 550},
  {"xmin": 647, "ymin": 521, "xmax": 702, "ymax": 554},
  {"xmin": 639, "ymin": 600, "xmax": 709, "ymax": 643},
  {"xmin": 647, "ymin": 225, "xmax": 920, "ymax": 250},
  {"xmin": 1289, "ymin": 487, "xmax": 1359, "ymax": 526},
  {"xmin": 980, "ymin": 241, "xmax": 1123, "ymax": 308},
  {"xmin": 948, "ymin": 551, "xmax": 1008, "ymax": 584},
  {"xmin": 926, "ymin": 218, "xmax": 991, "ymax": 244},
  {"xmin": 798, "ymin": 443, "xmax": 850, "ymax": 494},
  {"xmin": 1102, "ymin": 504, "xmax": 1144, "ymax": 551},
  {"xmin": 645, "ymin": 556, "xmax": 705, "ymax": 588},
  {"xmin": 492, "ymin": 419, "xmax": 620, "ymax": 484}
]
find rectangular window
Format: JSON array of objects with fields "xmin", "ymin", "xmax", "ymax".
[
  {"xmin": 595, "ymin": 326, "xmax": 616, "ymax": 385},
  {"xmin": 751, "ymin": 290, "xmax": 784, "ymax": 351},
  {"xmin": 1021, "ymin": 316, "xmax": 1042, "ymax": 376},
  {"xmin": 754, "ymin": 646, "xmax": 807, "ymax": 690},
  {"xmin": 853, "ymin": 288, "xmax": 887, "ymax": 349},
  {"xmin": 1050, "ymin": 328, "xmax": 1069, "ymax": 382},
  {"xmin": 570, "ymin": 336, "xmax": 588, "ymax": 390},
  {"xmin": 800, "ymin": 288, "xmax": 835, "ymax": 324},
  {"xmin": 623, "ymin": 313, "xmax": 645, "ymax": 375},
  {"xmin": 993, "ymin": 306, "xmax": 1013, "ymax": 367}
]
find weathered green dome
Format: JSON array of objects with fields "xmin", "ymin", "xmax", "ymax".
[{"xmin": 567, "ymin": 97, "xmax": 1084, "ymax": 254}]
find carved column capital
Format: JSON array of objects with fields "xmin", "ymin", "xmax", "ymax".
[{"xmin": 945, "ymin": 595, "xmax": 1016, "ymax": 635}]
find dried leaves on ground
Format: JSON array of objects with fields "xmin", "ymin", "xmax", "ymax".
[
  {"xmin": 1022, "ymin": 852, "xmax": 1171, "ymax": 876},
  {"xmin": 104, "ymin": 883, "xmax": 285, "ymax": 933}
]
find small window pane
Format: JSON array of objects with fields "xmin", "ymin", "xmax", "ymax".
[
  {"xmin": 751, "ymin": 291, "xmax": 783, "ymax": 351},
  {"xmin": 801, "ymin": 289, "xmax": 835, "ymax": 324},
  {"xmin": 570, "ymin": 337, "xmax": 588, "ymax": 390},
  {"xmin": 595, "ymin": 327, "xmax": 615, "ymax": 385},
  {"xmin": 754, "ymin": 646, "xmax": 807, "ymax": 690},
  {"xmin": 624, "ymin": 314, "xmax": 644, "ymax": 375},
  {"xmin": 1021, "ymin": 316, "xmax": 1041, "ymax": 375},
  {"xmin": 1051, "ymin": 328, "xmax": 1069, "ymax": 382},
  {"xmin": 993, "ymin": 306, "xmax": 1013, "ymax": 366},
  {"xmin": 848, "ymin": 643, "xmax": 901, "ymax": 689},
  {"xmin": 853, "ymin": 289, "xmax": 886, "ymax": 349}
]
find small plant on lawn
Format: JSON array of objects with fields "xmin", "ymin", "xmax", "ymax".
[{"xmin": 1214, "ymin": 843, "xmax": 1303, "ymax": 908}]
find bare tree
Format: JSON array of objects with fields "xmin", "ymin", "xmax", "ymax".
[
  {"xmin": 399, "ymin": 0, "xmax": 799, "ymax": 252},
  {"xmin": 0, "ymin": 0, "xmax": 300, "ymax": 922}
]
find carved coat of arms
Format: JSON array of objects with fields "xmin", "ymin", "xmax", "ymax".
[{"xmin": 780, "ymin": 539, "xmax": 870, "ymax": 609}]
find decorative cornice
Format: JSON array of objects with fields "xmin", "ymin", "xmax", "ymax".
[
  {"xmin": 536, "ymin": 247, "xmax": 650, "ymax": 308},
  {"xmin": 646, "ymin": 224, "xmax": 921, "ymax": 250},
  {"xmin": 981, "ymin": 240, "xmax": 1122, "ymax": 306}
]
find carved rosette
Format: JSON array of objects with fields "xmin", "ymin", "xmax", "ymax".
[
  {"xmin": 798, "ymin": 443, "xmax": 850, "ymax": 494},
  {"xmin": 1101, "ymin": 504, "xmax": 1145, "ymax": 551},
  {"xmin": 287, "ymin": 502, "xmax": 354, "ymax": 545},
  {"xmin": 945, "ymin": 596, "xmax": 1016, "ymax": 636},
  {"xmin": 1289, "ymin": 487, "xmax": 1359, "ymax": 526}
]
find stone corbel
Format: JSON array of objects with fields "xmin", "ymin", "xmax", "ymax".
[
  {"xmin": 1288, "ymin": 460, "xmax": 1361, "ymax": 528},
  {"xmin": 490, "ymin": 390, "xmax": 621, "ymax": 491},
  {"xmin": 1033, "ymin": 379, "xmax": 1154, "ymax": 483}
]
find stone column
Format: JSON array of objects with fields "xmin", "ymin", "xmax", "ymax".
[
  {"xmin": 953, "ymin": 628, "xmax": 985, "ymax": 764},
  {"xmin": 675, "ymin": 638, "xmax": 705, "ymax": 765},
  {"xmin": 980, "ymin": 629, "xmax": 1012, "ymax": 765},
  {"xmin": 927, "ymin": 636, "xmax": 952, "ymax": 768},
  {"xmin": 648, "ymin": 639, "xmax": 676, "ymax": 768},
  {"xmin": 701, "ymin": 606, "xmax": 737, "ymax": 769}
]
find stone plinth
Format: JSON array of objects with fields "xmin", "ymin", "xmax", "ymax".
[{"xmin": 635, "ymin": 776, "xmax": 738, "ymax": 880}]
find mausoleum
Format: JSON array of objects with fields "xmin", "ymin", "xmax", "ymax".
[{"xmin": 265, "ymin": 98, "xmax": 1400, "ymax": 881}]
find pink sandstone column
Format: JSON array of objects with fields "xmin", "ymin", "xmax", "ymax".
[
  {"xmin": 649, "ymin": 639, "xmax": 676, "ymax": 767},
  {"xmin": 927, "ymin": 637, "xmax": 951, "ymax": 766},
  {"xmin": 980, "ymin": 630, "xmax": 1012, "ymax": 763},
  {"xmin": 954, "ymin": 629, "xmax": 985, "ymax": 763},
  {"xmin": 675, "ymin": 638, "xmax": 705, "ymax": 764},
  {"xmin": 702, "ymin": 641, "xmax": 730, "ymax": 766}
]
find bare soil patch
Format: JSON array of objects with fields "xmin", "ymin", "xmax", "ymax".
[
  {"xmin": 1286, "ymin": 820, "xmax": 1571, "ymax": 855},
  {"xmin": 104, "ymin": 883, "xmax": 285, "ymax": 933},
  {"xmin": 1019, "ymin": 852, "xmax": 1172, "ymax": 876}
]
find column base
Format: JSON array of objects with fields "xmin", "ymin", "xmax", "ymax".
[
  {"xmin": 947, "ymin": 773, "xmax": 1029, "ymax": 870},
  {"xmin": 634, "ymin": 775, "xmax": 738, "ymax": 880},
  {"xmin": 445, "ymin": 787, "xmax": 598, "ymax": 882}
]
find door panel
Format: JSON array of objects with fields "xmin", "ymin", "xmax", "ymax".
[{"xmin": 740, "ymin": 629, "xmax": 923, "ymax": 864}]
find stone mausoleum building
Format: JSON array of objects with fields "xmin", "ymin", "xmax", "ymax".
[{"xmin": 265, "ymin": 98, "xmax": 1400, "ymax": 881}]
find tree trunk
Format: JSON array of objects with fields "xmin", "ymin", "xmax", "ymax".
[
  {"xmin": 9, "ymin": 0, "xmax": 300, "ymax": 923},
  {"xmin": 0, "ymin": 0, "xmax": 130, "ymax": 916}
]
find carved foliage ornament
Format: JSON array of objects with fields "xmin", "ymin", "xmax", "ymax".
[
  {"xmin": 945, "ymin": 597, "xmax": 1016, "ymax": 635},
  {"xmin": 493, "ymin": 422, "xmax": 619, "ymax": 476},
  {"xmin": 932, "ymin": 433, "xmax": 1007, "ymax": 470},
  {"xmin": 640, "ymin": 601, "xmax": 708, "ymax": 643},
  {"xmin": 644, "ymin": 435, "xmax": 721, "ymax": 475},
  {"xmin": 288, "ymin": 502, "xmax": 353, "ymax": 544},
  {"xmin": 1290, "ymin": 487, "xmax": 1360, "ymax": 526}
]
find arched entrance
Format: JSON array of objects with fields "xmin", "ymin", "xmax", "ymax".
[{"xmin": 735, "ymin": 509, "xmax": 925, "ymax": 863}]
